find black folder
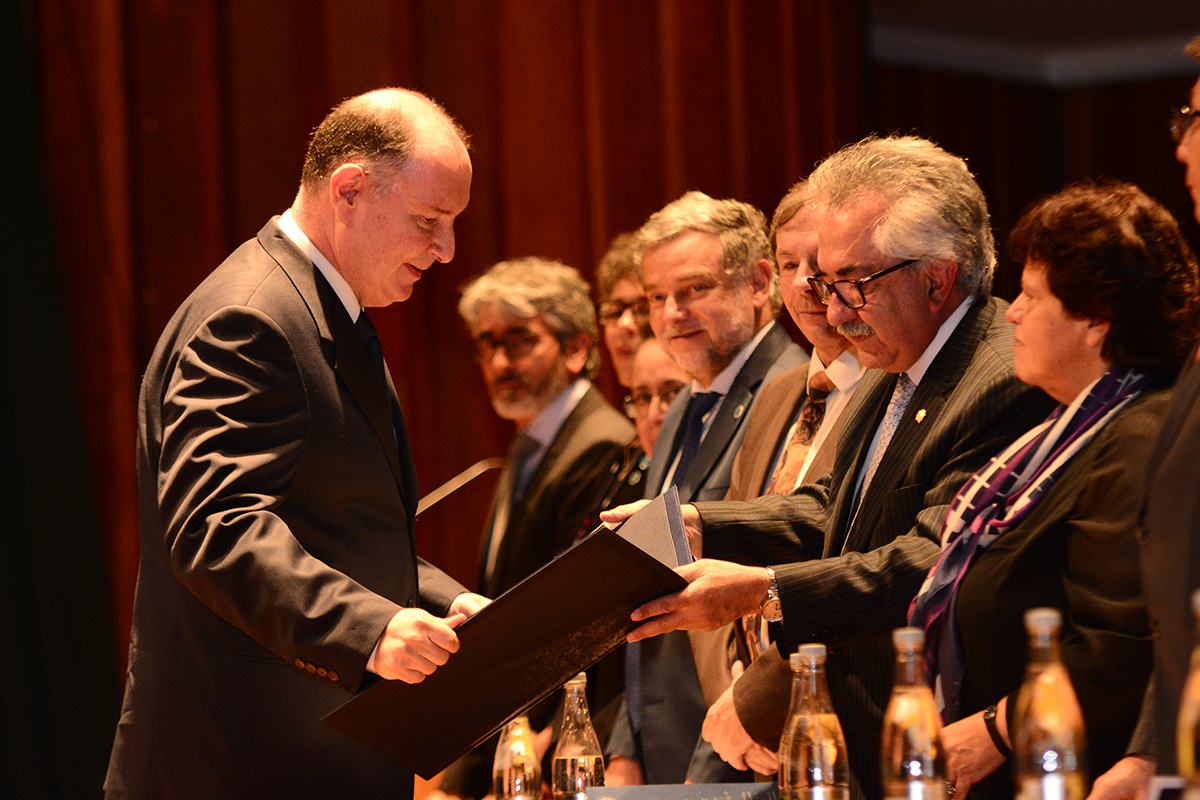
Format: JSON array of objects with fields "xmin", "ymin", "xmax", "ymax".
[{"xmin": 322, "ymin": 489, "xmax": 690, "ymax": 778}]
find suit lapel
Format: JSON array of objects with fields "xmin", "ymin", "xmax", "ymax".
[
  {"xmin": 258, "ymin": 221, "xmax": 413, "ymax": 512},
  {"xmin": 839, "ymin": 299, "xmax": 995, "ymax": 553},
  {"xmin": 676, "ymin": 323, "xmax": 793, "ymax": 498}
]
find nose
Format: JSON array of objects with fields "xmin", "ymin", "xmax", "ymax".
[
  {"xmin": 824, "ymin": 291, "xmax": 855, "ymax": 328},
  {"xmin": 431, "ymin": 223, "xmax": 456, "ymax": 263},
  {"xmin": 1005, "ymin": 297, "xmax": 1023, "ymax": 324}
]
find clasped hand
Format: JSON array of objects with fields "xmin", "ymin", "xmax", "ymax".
[{"xmin": 373, "ymin": 592, "xmax": 490, "ymax": 683}]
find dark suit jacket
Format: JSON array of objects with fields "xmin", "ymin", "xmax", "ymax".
[
  {"xmin": 476, "ymin": 385, "xmax": 633, "ymax": 598},
  {"xmin": 699, "ymin": 297, "xmax": 1055, "ymax": 800},
  {"xmin": 955, "ymin": 389, "xmax": 1164, "ymax": 800},
  {"xmin": 1140, "ymin": 352, "xmax": 1200, "ymax": 772},
  {"xmin": 607, "ymin": 322, "xmax": 806, "ymax": 785},
  {"xmin": 105, "ymin": 219, "xmax": 467, "ymax": 799},
  {"xmin": 439, "ymin": 385, "xmax": 633, "ymax": 797}
]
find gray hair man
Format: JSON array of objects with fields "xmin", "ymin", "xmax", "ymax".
[
  {"xmin": 437, "ymin": 258, "xmax": 634, "ymax": 800},
  {"xmin": 607, "ymin": 136, "xmax": 1054, "ymax": 800}
]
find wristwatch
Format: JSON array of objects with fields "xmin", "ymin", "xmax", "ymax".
[{"xmin": 760, "ymin": 567, "xmax": 783, "ymax": 622}]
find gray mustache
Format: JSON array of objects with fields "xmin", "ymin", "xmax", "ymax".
[{"xmin": 838, "ymin": 320, "xmax": 874, "ymax": 337}]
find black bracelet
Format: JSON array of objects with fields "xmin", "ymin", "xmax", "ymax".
[{"xmin": 983, "ymin": 704, "xmax": 1013, "ymax": 759}]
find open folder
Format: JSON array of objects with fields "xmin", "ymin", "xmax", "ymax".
[{"xmin": 322, "ymin": 488, "xmax": 691, "ymax": 778}]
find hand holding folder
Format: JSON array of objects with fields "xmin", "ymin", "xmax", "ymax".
[{"xmin": 323, "ymin": 488, "xmax": 691, "ymax": 778}]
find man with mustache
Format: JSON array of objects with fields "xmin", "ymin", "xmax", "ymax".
[
  {"xmin": 606, "ymin": 136, "xmax": 1054, "ymax": 800},
  {"xmin": 439, "ymin": 257, "xmax": 633, "ymax": 800},
  {"xmin": 606, "ymin": 191, "xmax": 805, "ymax": 787}
]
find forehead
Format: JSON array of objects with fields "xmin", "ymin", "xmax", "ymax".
[
  {"xmin": 815, "ymin": 196, "xmax": 890, "ymax": 275},
  {"xmin": 474, "ymin": 304, "xmax": 550, "ymax": 336},
  {"xmin": 395, "ymin": 141, "xmax": 472, "ymax": 215},
  {"xmin": 775, "ymin": 212, "xmax": 819, "ymax": 253},
  {"xmin": 641, "ymin": 230, "xmax": 725, "ymax": 284},
  {"xmin": 608, "ymin": 277, "xmax": 644, "ymax": 300},
  {"xmin": 632, "ymin": 342, "xmax": 684, "ymax": 384}
]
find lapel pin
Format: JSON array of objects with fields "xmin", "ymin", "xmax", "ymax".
[
  {"xmin": 915, "ymin": 409, "xmax": 927, "ymax": 423},
  {"xmin": 734, "ymin": 404, "xmax": 745, "ymax": 419}
]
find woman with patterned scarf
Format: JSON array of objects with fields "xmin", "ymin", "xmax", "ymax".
[{"xmin": 907, "ymin": 180, "xmax": 1200, "ymax": 800}]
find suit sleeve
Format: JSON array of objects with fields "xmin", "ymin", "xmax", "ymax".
[
  {"xmin": 157, "ymin": 307, "xmax": 402, "ymax": 691},
  {"xmin": 771, "ymin": 372, "xmax": 1049, "ymax": 656}
]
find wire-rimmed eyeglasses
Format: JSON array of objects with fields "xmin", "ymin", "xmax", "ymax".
[
  {"xmin": 806, "ymin": 259, "xmax": 919, "ymax": 310},
  {"xmin": 622, "ymin": 382, "xmax": 685, "ymax": 418},
  {"xmin": 1170, "ymin": 106, "xmax": 1200, "ymax": 145}
]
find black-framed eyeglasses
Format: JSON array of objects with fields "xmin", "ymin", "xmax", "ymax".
[
  {"xmin": 622, "ymin": 382, "xmax": 685, "ymax": 418},
  {"xmin": 473, "ymin": 330, "xmax": 547, "ymax": 363},
  {"xmin": 1170, "ymin": 106, "xmax": 1200, "ymax": 145},
  {"xmin": 806, "ymin": 258, "xmax": 919, "ymax": 310},
  {"xmin": 597, "ymin": 298, "xmax": 650, "ymax": 327}
]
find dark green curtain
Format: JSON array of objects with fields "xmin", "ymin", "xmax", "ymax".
[{"xmin": 2, "ymin": 1, "xmax": 122, "ymax": 797}]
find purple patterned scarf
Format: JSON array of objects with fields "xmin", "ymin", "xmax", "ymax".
[{"xmin": 907, "ymin": 365, "xmax": 1148, "ymax": 721}]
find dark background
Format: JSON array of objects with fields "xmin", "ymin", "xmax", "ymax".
[{"xmin": 5, "ymin": 0, "xmax": 1198, "ymax": 796}]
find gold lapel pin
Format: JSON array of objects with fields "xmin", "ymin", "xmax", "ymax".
[{"xmin": 915, "ymin": 409, "xmax": 927, "ymax": 423}]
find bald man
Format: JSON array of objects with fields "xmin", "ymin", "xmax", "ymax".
[{"xmin": 105, "ymin": 89, "xmax": 486, "ymax": 799}]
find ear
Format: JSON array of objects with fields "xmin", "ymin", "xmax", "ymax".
[
  {"xmin": 1084, "ymin": 318, "xmax": 1111, "ymax": 350},
  {"xmin": 328, "ymin": 163, "xmax": 368, "ymax": 225},
  {"xmin": 925, "ymin": 258, "xmax": 959, "ymax": 311},
  {"xmin": 748, "ymin": 258, "xmax": 773, "ymax": 309},
  {"xmin": 563, "ymin": 332, "xmax": 592, "ymax": 376}
]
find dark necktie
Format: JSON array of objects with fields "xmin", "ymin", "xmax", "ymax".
[
  {"xmin": 355, "ymin": 311, "xmax": 387, "ymax": 389},
  {"xmin": 481, "ymin": 432, "xmax": 540, "ymax": 587},
  {"xmin": 767, "ymin": 370, "xmax": 835, "ymax": 496},
  {"xmin": 671, "ymin": 391, "xmax": 721, "ymax": 488}
]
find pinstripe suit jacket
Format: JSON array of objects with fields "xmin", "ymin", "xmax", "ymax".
[{"xmin": 698, "ymin": 296, "xmax": 1054, "ymax": 800}]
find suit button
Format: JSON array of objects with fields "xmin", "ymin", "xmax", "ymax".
[
  {"xmin": 306, "ymin": 663, "xmax": 317, "ymax": 674},
  {"xmin": 407, "ymin": 596, "xmax": 416, "ymax": 606},
  {"xmin": 294, "ymin": 658, "xmax": 306, "ymax": 669},
  {"xmin": 329, "ymin": 671, "xmax": 340, "ymax": 683},
  {"xmin": 317, "ymin": 667, "xmax": 328, "ymax": 678}
]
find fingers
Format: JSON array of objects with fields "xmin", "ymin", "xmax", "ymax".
[
  {"xmin": 374, "ymin": 608, "xmax": 463, "ymax": 683},
  {"xmin": 744, "ymin": 744, "xmax": 779, "ymax": 776},
  {"xmin": 600, "ymin": 499, "xmax": 651, "ymax": 525},
  {"xmin": 449, "ymin": 591, "xmax": 491, "ymax": 618},
  {"xmin": 626, "ymin": 611, "xmax": 686, "ymax": 642}
]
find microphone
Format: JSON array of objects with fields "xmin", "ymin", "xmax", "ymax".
[{"xmin": 416, "ymin": 457, "xmax": 505, "ymax": 516}]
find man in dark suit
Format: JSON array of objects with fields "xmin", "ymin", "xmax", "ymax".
[
  {"xmin": 434, "ymin": 258, "xmax": 634, "ymax": 799},
  {"xmin": 104, "ymin": 89, "xmax": 488, "ymax": 799},
  {"xmin": 615, "ymin": 137, "xmax": 1054, "ymax": 799},
  {"xmin": 605, "ymin": 191, "xmax": 806, "ymax": 787}
]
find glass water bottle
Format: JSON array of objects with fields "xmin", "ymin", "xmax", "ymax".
[
  {"xmin": 551, "ymin": 672, "xmax": 604, "ymax": 800},
  {"xmin": 881, "ymin": 627, "xmax": 946, "ymax": 800},
  {"xmin": 1177, "ymin": 589, "xmax": 1200, "ymax": 797},
  {"xmin": 493, "ymin": 714, "xmax": 541, "ymax": 799},
  {"xmin": 779, "ymin": 643, "xmax": 850, "ymax": 800},
  {"xmin": 1012, "ymin": 608, "xmax": 1087, "ymax": 800}
]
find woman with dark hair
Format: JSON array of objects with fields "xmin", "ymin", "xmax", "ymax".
[{"xmin": 908, "ymin": 180, "xmax": 1200, "ymax": 800}]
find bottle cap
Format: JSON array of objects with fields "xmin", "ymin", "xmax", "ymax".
[
  {"xmin": 791, "ymin": 643, "xmax": 827, "ymax": 668},
  {"xmin": 892, "ymin": 626, "xmax": 924, "ymax": 649},
  {"xmin": 1024, "ymin": 606, "xmax": 1061, "ymax": 634},
  {"xmin": 565, "ymin": 671, "xmax": 587, "ymax": 687}
]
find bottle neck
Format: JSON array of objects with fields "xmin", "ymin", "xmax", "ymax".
[
  {"xmin": 1026, "ymin": 632, "xmax": 1062, "ymax": 673},
  {"xmin": 893, "ymin": 645, "xmax": 927, "ymax": 688},
  {"xmin": 791, "ymin": 660, "xmax": 833, "ymax": 712}
]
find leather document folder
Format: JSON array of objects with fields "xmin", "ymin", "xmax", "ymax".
[{"xmin": 322, "ymin": 488, "xmax": 689, "ymax": 778}]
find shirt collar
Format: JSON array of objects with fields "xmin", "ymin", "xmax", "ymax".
[
  {"xmin": 278, "ymin": 209, "xmax": 362, "ymax": 322},
  {"xmin": 809, "ymin": 347, "xmax": 865, "ymax": 393},
  {"xmin": 523, "ymin": 378, "xmax": 590, "ymax": 448},
  {"xmin": 691, "ymin": 320, "xmax": 776, "ymax": 396},
  {"xmin": 906, "ymin": 296, "xmax": 974, "ymax": 387}
]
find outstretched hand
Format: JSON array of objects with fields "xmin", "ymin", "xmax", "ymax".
[{"xmin": 626, "ymin": 559, "xmax": 770, "ymax": 642}]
